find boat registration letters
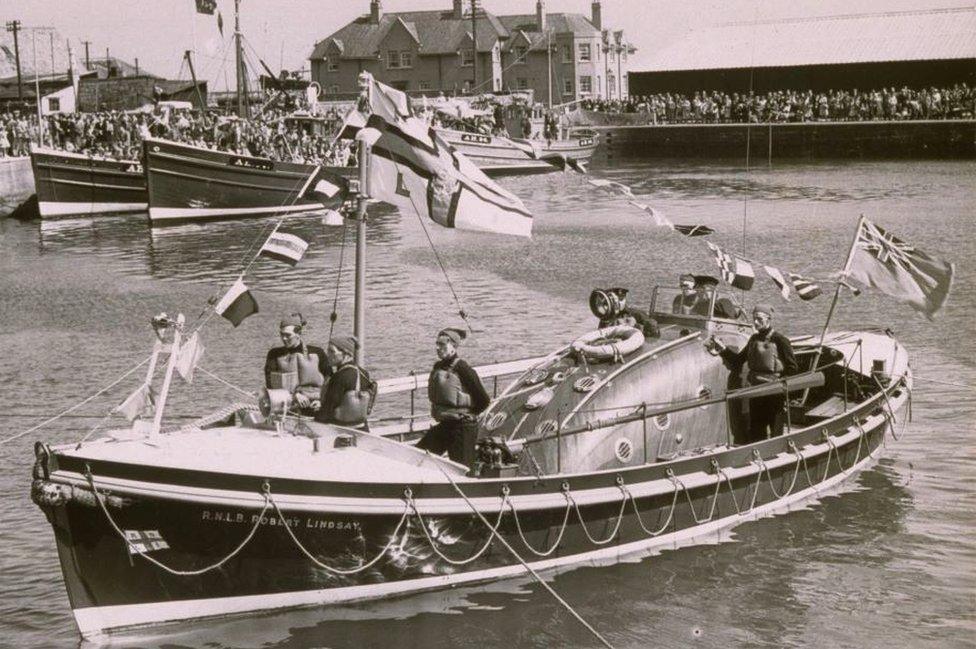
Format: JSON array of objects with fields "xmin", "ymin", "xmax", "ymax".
[{"xmin": 228, "ymin": 156, "xmax": 274, "ymax": 171}]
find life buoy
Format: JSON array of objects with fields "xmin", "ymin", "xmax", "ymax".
[{"xmin": 572, "ymin": 325, "xmax": 645, "ymax": 362}]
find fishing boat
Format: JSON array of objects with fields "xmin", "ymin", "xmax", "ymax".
[
  {"xmin": 29, "ymin": 146, "xmax": 147, "ymax": 218},
  {"xmin": 435, "ymin": 127, "xmax": 598, "ymax": 175},
  {"xmin": 29, "ymin": 75, "xmax": 919, "ymax": 641},
  {"xmin": 143, "ymin": 137, "xmax": 352, "ymax": 224}
]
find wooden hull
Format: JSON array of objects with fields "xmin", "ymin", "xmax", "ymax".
[
  {"xmin": 144, "ymin": 139, "xmax": 353, "ymax": 224},
  {"xmin": 30, "ymin": 147, "xmax": 147, "ymax": 218},
  {"xmin": 435, "ymin": 129, "xmax": 598, "ymax": 175},
  {"xmin": 32, "ymin": 363, "xmax": 908, "ymax": 639}
]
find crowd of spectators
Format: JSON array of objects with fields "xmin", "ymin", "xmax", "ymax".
[
  {"xmin": 1, "ymin": 105, "xmax": 354, "ymax": 165},
  {"xmin": 579, "ymin": 84, "xmax": 975, "ymax": 124}
]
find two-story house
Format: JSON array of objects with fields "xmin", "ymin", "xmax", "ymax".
[{"xmin": 309, "ymin": 0, "xmax": 635, "ymax": 104}]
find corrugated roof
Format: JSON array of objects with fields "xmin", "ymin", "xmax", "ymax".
[{"xmin": 642, "ymin": 6, "xmax": 976, "ymax": 72}]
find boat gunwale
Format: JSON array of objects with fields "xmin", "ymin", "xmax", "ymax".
[{"xmin": 41, "ymin": 376, "xmax": 908, "ymax": 513}]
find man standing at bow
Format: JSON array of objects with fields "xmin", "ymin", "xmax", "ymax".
[{"xmin": 264, "ymin": 314, "xmax": 329, "ymax": 414}]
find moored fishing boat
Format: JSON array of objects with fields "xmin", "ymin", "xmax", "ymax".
[
  {"xmin": 434, "ymin": 127, "xmax": 598, "ymax": 175},
  {"xmin": 143, "ymin": 138, "xmax": 353, "ymax": 224},
  {"xmin": 30, "ymin": 146, "xmax": 147, "ymax": 218}
]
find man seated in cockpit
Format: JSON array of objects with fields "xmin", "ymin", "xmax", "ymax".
[
  {"xmin": 264, "ymin": 314, "xmax": 330, "ymax": 414},
  {"xmin": 693, "ymin": 276, "xmax": 745, "ymax": 320}
]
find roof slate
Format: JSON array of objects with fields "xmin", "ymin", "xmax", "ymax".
[{"xmin": 311, "ymin": 9, "xmax": 600, "ymax": 60}]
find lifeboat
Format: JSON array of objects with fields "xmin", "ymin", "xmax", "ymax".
[{"xmin": 29, "ymin": 282, "xmax": 912, "ymax": 639}]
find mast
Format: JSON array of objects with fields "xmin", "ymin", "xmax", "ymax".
[
  {"xmin": 353, "ymin": 134, "xmax": 369, "ymax": 366},
  {"xmin": 31, "ymin": 28, "xmax": 44, "ymax": 147},
  {"xmin": 546, "ymin": 30, "xmax": 552, "ymax": 109},
  {"xmin": 470, "ymin": 0, "xmax": 477, "ymax": 92},
  {"xmin": 184, "ymin": 50, "xmax": 207, "ymax": 113},
  {"xmin": 234, "ymin": 0, "xmax": 249, "ymax": 118}
]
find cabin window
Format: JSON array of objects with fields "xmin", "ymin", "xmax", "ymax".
[
  {"xmin": 579, "ymin": 76, "xmax": 592, "ymax": 95},
  {"xmin": 47, "ymin": 97, "xmax": 60, "ymax": 112},
  {"xmin": 514, "ymin": 45, "xmax": 528, "ymax": 63},
  {"xmin": 579, "ymin": 43, "xmax": 591, "ymax": 61},
  {"xmin": 461, "ymin": 49, "xmax": 475, "ymax": 67}
]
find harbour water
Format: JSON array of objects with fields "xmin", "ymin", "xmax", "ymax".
[{"xmin": 1, "ymin": 159, "xmax": 973, "ymax": 648}]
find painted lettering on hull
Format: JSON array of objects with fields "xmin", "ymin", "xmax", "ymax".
[{"xmin": 201, "ymin": 509, "xmax": 361, "ymax": 531}]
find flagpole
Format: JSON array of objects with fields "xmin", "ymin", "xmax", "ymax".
[
  {"xmin": 802, "ymin": 216, "xmax": 865, "ymax": 404},
  {"xmin": 353, "ymin": 137, "xmax": 369, "ymax": 367}
]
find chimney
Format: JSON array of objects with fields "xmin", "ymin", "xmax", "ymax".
[
  {"xmin": 536, "ymin": 0, "xmax": 546, "ymax": 32},
  {"xmin": 453, "ymin": 0, "xmax": 463, "ymax": 19},
  {"xmin": 591, "ymin": 0, "xmax": 602, "ymax": 30},
  {"xmin": 369, "ymin": 0, "xmax": 381, "ymax": 24}
]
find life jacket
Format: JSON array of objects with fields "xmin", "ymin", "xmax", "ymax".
[
  {"xmin": 428, "ymin": 357, "xmax": 473, "ymax": 422},
  {"xmin": 271, "ymin": 345, "xmax": 325, "ymax": 398},
  {"xmin": 747, "ymin": 332, "xmax": 784, "ymax": 384},
  {"xmin": 329, "ymin": 364, "xmax": 376, "ymax": 426}
]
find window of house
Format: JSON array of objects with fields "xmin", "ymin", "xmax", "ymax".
[
  {"xmin": 461, "ymin": 49, "xmax": 474, "ymax": 67},
  {"xmin": 327, "ymin": 58, "xmax": 339, "ymax": 72},
  {"xmin": 514, "ymin": 46, "xmax": 528, "ymax": 63},
  {"xmin": 327, "ymin": 84, "xmax": 340, "ymax": 94},
  {"xmin": 579, "ymin": 76, "xmax": 592, "ymax": 94},
  {"xmin": 399, "ymin": 52, "xmax": 413, "ymax": 69},
  {"xmin": 419, "ymin": 81, "xmax": 432, "ymax": 91},
  {"xmin": 47, "ymin": 97, "xmax": 60, "ymax": 112},
  {"xmin": 562, "ymin": 45, "xmax": 572, "ymax": 63},
  {"xmin": 387, "ymin": 50, "xmax": 400, "ymax": 69},
  {"xmin": 563, "ymin": 78, "xmax": 573, "ymax": 95},
  {"xmin": 516, "ymin": 78, "xmax": 528, "ymax": 90},
  {"xmin": 579, "ymin": 43, "xmax": 591, "ymax": 61}
]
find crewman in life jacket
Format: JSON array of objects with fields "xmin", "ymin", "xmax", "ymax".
[
  {"xmin": 706, "ymin": 304, "xmax": 798, "ymax": 443},
  {"xmin": 264, "ymin": 314, "xmax": 329, "ymax": 415},
  {"xmin": 415, "ymin": 328, "xmax": 490, "ymax": 467},
  {"xmin": 314, "ymin": 335, "xmax": 375, "ymax": 430}
]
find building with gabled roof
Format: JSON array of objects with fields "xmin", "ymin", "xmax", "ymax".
[{"xmin": 309, "ymin": 0, "xmax": 635, "ymax": 104}]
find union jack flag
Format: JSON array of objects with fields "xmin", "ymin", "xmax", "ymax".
[{"xmin": 847, "ymin": 217, "xmax": 953, "ymax": 318}]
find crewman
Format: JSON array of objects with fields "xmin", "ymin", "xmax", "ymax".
[
  {"xmin": 415, "ymin": 328, "xmax": 490, "ymax": 467},
  {"xmin": 314, "ymin": 335, "xmax": 375, "ymax": 429},
  {"xmin": 672, "ymin": 274, "xmax": 706, "ymax": 315},
  {"xmin": 705, "ymin": 304, "xmax": 798, "ymax": 442},
  {"xmin": 264, "ymin": 314, "xmax": 329, "ymax": 415}
]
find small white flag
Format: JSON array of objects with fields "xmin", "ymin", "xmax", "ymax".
[{"xmin": 175, "ymin": 332, "xmax": 205, "ymax": 384}]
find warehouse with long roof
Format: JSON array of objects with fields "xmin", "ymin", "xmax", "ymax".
[{"xmin": 630, "ymin": 6, "xmax": 976, "ymax": 95}]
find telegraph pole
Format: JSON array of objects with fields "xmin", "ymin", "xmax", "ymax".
[
  {"xmin": 82, "ymin": 40, "xmax": 91, "ymax": 69},
  {"xmin": 5, "ymin": 21, "xmax": 23, "ymax": 103}
]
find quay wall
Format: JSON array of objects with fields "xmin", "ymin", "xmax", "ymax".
[
  {"xmin": 0, "ymin": 157, "xmax": 34, "ymax": 212},
  {"xmin": 589, "ymin": 120, "xmax": 976, "ymax": 161}
]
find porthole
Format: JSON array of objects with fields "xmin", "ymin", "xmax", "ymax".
[
  {"xmin": 653, "ymin": 412, "xmax": 671, "ymax": 430},
  {"xmin": 523, "ymin": 368, "xmax": 548, "ymax": 386},
  {"xmin": 484, "ymin": 412, "xmax": 507, "ymax": 431},
  {"xmin": 614, "ymin": 438, "xmax": 634, "ymax": 463},
  {"xmin": 535, "ymin": 419, "xmax": 558, "ymax": 437},
  {"xmin": 697, "ymin": 385, "xmax": 711, "ymax": 409},
  {"xmin": 573, "ymin": 375, "xmax": 599, "ymax": 392}
]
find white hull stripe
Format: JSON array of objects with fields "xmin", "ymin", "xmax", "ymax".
[
  {"xmin": 149, "ymin": 204, "xmax": 322, "ymax": 222},
  {"xmin": 72, "ymin": 448, "xmax": 878, "ymax": 639},
  {"xmin": 39, "ymin": 201, "xmax": 147, "ymax": 217},
  {"xmin": 50, "ymin": 404, "xmax": 900, "ymax": 516}
]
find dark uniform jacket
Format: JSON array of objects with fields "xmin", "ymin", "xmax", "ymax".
[{"xmin": 720, "ymin": 329, "xmax": 798, "ymax": 385}]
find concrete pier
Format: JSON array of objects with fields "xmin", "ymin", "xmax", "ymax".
[{"xmin": 592, "ymin": 120, "xmax": 976, "ymax": 163}]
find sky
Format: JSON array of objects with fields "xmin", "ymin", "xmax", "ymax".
[{"xmin": 5, "ymin": 0, "xmax": 964, "ymax": 91}]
